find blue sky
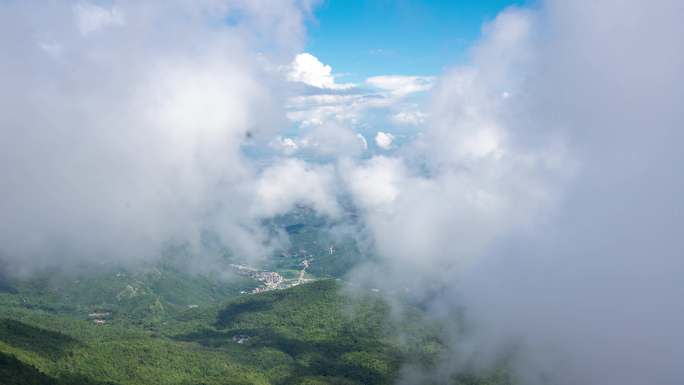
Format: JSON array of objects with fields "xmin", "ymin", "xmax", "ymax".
[
  {"xmin": 306, "ymin": 0, "xmax": 526, "ymax": 82},
  {"xmin": 274, "ymin": 0, "xmax": 528, "ymax": 155}
]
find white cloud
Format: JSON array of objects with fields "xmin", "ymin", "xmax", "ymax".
[
  {"xmin": 297, "ymin": 124, "xmax": 368, "ymax": 157},
  {"xmin": 366, "ymin": 75, "xmax": 434, "ymax": 97},
  {"xmin": 253, "ymin": 159, "xmax": 339, "ymax": 217},
  {"xmin": 342, "ymin": 156, "xmax": 403, "ymax": 209},
  {"xmin": 285, "ymin": 54, "xmax": 434, "ymax": 132},
  {"xmin": 286, "ymin": 94, "xmax": 371, "ymax": 128},
  {"xmin": 374, "ymin": 131, "xmax": 394, "ymax": 150},
  {"xmin": 270, "ymin": 136, "xmax": 299, "ymax": 155},
  {"xmin": 345, "ymin": 3, "xmax": 684, "ymax": 385},
  {"xmin": 285, "ymin": 79, "xmax": 431, "ymax": 135},
  {"xmin": 0, "ymin": 0, "xmax": 315, "ymax": 273},
  {"xmin": 287, "ymin": 52, "xmax": 354, "ymax": 89},
  {"xmin": 391, "ymin": 110, "xmax": 427, "ymax": 126},
  {"xmin": 269, "ymin": 124, "xmax": 367, "ymax": 158},
  {"xmin": 73, "ymin": 2, "xmax": 125, "ymax": 35}
]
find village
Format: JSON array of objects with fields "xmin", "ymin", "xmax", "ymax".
[{"xmin": 230, "ymin": 258, "xmax": 312, "ymax": 294}]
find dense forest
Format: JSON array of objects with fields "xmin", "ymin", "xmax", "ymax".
[{"xmin": 0, "ymin": 272, "xmax": 509, "ymax": 385}]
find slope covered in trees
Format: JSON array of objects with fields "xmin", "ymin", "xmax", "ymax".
[{"xmin": 0, "ymin": 276, "xmax": 508, "ymax": 385}]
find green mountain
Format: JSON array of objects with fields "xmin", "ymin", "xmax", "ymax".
[
  {"xmin": 0, "ymin": 210, "xmax": 509, "ymax": 384},
  {"xmin": 0, "ymin": 275, "xmax": 509, "ymax": 385}
]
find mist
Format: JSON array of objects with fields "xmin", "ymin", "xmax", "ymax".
[
  {"xmin": 1, "ymin": 1, "xmax": 683, "ymax": 384},
  {"xmin": 342, "ymin": 1, "xmax": 684, "ymax": 384},
  {"xmin": 0, "ymin": 0, "xmax": 323, "ymax": 275}
]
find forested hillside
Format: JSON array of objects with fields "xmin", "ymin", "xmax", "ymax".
[{"xmin": 0, "ymin": 276, "xmax": 508, "ymax": 385}]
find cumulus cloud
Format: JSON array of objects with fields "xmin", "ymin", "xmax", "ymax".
[
  {"xmin": 374, "ymin": 131, "xmax": 395, "ymax": 150},
  {"xmin": 287, "ymin": 52, "xmax": 354, "ymax": 89}
]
